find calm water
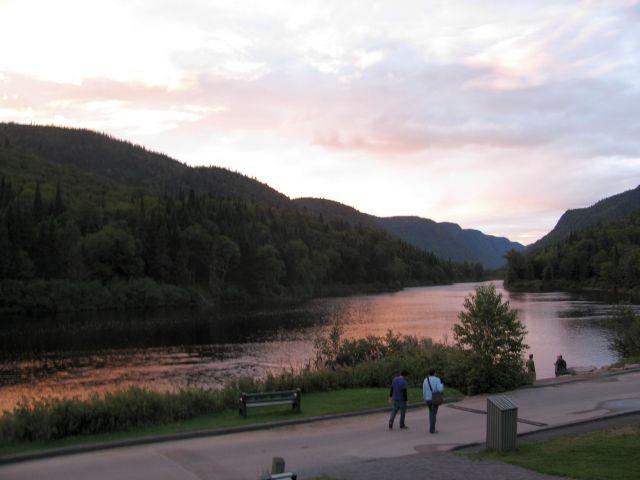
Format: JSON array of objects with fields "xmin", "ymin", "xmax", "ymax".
[{"xmin": 0, "ymin": 281, "xmax": 626, "ymax": 411}]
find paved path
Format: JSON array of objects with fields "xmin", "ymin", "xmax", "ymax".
[{"xmin": 1, "ymin": 371, "xmax": 639, "ymax": 480}]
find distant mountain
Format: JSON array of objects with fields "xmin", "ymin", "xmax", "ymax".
[
  {"xmin": 0, "ymin": 122, "xmax": 290, "ymax": 207},
  {"xmin": 530, "ymin": 185, "xmax": 640, "ymax": 251},
  {"xmin": 294, "ymin": 198, "xmax": 524, "ymax": 269}
]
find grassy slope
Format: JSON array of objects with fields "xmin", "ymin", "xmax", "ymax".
[
  {"xmin": 471, "ymin": 424, "xmax": 640, "ymax": 480},
  {"xmin": 0, "ymin": 387, "xmax": 461, "ymax": 457}
]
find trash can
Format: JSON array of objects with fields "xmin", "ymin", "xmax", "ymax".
[{"xmin": 486, "ymin": 395, "xmax": 518, "ymax": 452}]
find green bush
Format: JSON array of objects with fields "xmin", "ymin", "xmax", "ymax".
[{"xmin": 609, "ymin": 306, "xmax": 640, "ymax": 358}]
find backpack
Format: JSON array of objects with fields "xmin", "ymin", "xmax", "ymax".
[{"xmin": 427, "ymin": 377, "xmax": 443, "ymax": 406}]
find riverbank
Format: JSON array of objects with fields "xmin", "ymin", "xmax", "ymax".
[
  {"xmin": 0, "ymin": 387, "xmax": 462, "ymax": 460},
  {"xmin": 0, "ymin": 277, "xmax": 479, "ymax": 314},
  {"xmin": 504, "ymin": 279, "xmax": 640, "ymax": 302}
]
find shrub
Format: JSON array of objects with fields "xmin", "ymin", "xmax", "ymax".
[
  {"xmin": 451, "ymin": 285, "xmax": 529, "ymax": 394},
  {"xmin": 609, "ymin": 305, "xmax": 640, "ymax": 358}
]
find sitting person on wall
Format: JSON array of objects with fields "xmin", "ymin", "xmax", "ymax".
[{"xmin": 554, "ymin": 354, "xmax": 569, "ymax": 376}]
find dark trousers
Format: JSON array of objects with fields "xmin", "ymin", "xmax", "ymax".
[
  {"xmin": 389, "ymin": 400, "xmax": 407, "ymax": 427},
  {"xmin": 426, "ymin": 401, "xmax": 439, "ymax": 433}
]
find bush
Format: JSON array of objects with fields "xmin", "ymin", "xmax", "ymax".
[
  {"xmin": 609, "ymin": 306, "xmax": 640, "ymax": 358},
  {"xmin": 452, "ymin": 285, "xmax": 529, "ymax": 394}
]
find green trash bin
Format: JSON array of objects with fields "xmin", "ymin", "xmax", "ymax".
[{"xmin": 486, "ymin": 395, "xmax": 518, "ymax": 452}]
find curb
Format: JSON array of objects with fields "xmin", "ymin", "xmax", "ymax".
[
  {"xmin": 522, "ymin": 366, "xmax": 640, "ymax": 389},
  {"xmin": 451, "ymin": 408, "xmax": 640, "ymax": 452},
  {"xmin": 0, "ymin": 397, "xmax": 462, "ymax": 466}
]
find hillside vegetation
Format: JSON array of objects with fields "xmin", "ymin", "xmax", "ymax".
[
  {"xmin": 294, "ymin": 197, "xmax": 524, "ymax": 269},
  {"xmin": 529, "ymin": 185, "xmax": 640, "ymax": 251},
  {"xmin": 0, "ymin": 126, "xmax": 484, "ymax": 313},
  {"xmin": 505, "ymin": 209, "xmax": 640, "ymax": 294},
  {"xmin": 0, "ymin": 122, "xmax": 290, "ymax": 207}
]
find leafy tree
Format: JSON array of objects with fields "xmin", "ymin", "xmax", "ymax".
[
  {"xmin": 453, "ymin": 284, "xmax": 528, "ymax": 393},
  {"xmin": 252, "ymin": 244, "xmax": 285, "ymax": 294},
  {"xmin": 608, "ymin": 306, "xmax": 640, "ymax": 358},
  {"xmin": 83, "ymin": 224, "xmax": 143, "ymax": 280}
]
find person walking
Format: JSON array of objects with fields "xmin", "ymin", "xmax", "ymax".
[
  {"xmin": 526, "ymin": 353, "xmax": 536, "ymax": 383},
  {"xmin": 388, "ymin": 370, "xmax": 409, "ymax": 429},
  {"xmin": 423, "ymin": 368, "xmax": 444, "ymax": 434}
]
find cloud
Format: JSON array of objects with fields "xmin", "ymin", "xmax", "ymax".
[{"xmin": 1, "ymin": 0, "xmax": 640, "ymax": 243}]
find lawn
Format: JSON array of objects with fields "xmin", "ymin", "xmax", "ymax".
[
  {"xmin": 470, "ymin": 424, "xmax": 640, "ymax": 480},
  {"xmin": 0, "ymin": 386, "xmax": 461, "ymax": 458}
]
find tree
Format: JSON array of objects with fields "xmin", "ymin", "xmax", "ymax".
[
  {"xmin": 52, "ymin": 182, "xmax": 65, "ymax": 216},
  {"xmin": 609, "ymin": 306, "xmax": 640, "ymax": 358},
  {"xmin": 453, "ymin": 284, "xmax": 528, "ymax": 393},
  {"xmin": 252, "ymin": 244, "xmax": 285, "ymax": 294},
  {"xmin": 32, "ymin": 183, "xmax": 44, "ymax": 221},
  {"xmin": 83, "ymin": 224, "xmax": 143, "ymax": 280},
  {"xmin": 208, "ymin": 235, "xmax": 240, "ymax": 294}
]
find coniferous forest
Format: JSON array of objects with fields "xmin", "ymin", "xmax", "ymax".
[
  {"xmin": 0, "ymin": 126, "xmax": 484, "ymax": 313},
  {"xmin": 505, "ymin": 210, "xmax": 640, "ymax": 294}
]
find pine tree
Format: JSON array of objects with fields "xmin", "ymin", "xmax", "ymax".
[
  {"xmin": 32, "ymin": 183, "xmax": 44, "ymax": 221},
  {"xmin": 52, "ymin": 183, "xmax": 65, "ymax": 216}
]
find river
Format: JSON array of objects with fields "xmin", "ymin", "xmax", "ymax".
[{"xmin": 0, "ymin": 280, "xmax": 627, "ymax": 411}]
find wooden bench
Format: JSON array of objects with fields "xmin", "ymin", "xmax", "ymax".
[{"xmin": 239, "ymin": 389, "xmax": 301, "ymax": 417}]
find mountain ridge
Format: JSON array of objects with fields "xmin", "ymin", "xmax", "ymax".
[
  {"xmin": 529, "ymin": 185, "xmax": 640, "ymax": 251},
  {"xmin": 293, "ymin": 197, "xmax": 525, "ymax": 269}
]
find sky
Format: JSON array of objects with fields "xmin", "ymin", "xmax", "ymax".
[{"xmin": 1, "ymin": 0, "xmax": 640, "ymax": 244}]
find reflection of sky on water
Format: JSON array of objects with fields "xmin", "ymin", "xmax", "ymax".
[
  {"xmin": 0, "ymin": 281, "xmax": 629, "ymax": 411},
  {"xmin": 310, "ymin": 281, "xmax": 621, "ymax": 379}
]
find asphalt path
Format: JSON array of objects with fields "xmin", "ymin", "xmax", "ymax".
[{"xmin": 1, "ymin": 371, "xmax": 639, "ymax": 480}]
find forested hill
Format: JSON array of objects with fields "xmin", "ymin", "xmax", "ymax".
[
  {"xmin": 0, "ymin": 122, "xmax": 290, "ymax": 207},
  {"xmin": 294, "ymin": 197, "xmax": 378, "ymax": 228},
  {"xmin": 505, "ymin": 209, "xmax": 640, "ymax": 294},
  {"xmin": 529, "ymin": 185, "xmax": 640, "ymax": 251},
  {"xmin": 294, "ymin": 198, "xmax": 524, "ymax": 269},
  {"xmin": 377, "ymin": 217, "xmax": 524, "ymax": 270},
  {"xmin": 0, "ymin": 130, "xmax": 484, "ymax": 313}
]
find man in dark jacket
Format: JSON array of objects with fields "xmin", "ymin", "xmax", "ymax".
[
  {"xmin": 389, "ymin": 370, "xmax": 409, "ymax": 429},
  {"xmin": 555, "ymin": 355, "xmax": 568, "ymax": 376}
]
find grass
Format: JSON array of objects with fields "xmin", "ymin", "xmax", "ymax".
[
  {"xmin": 610, "ymin": 356, "xmax": 640, "ymax": 369},
  {"xmin": 0, "ymin": 386, "xmax": 461, "ymax": 458},
  {"xmin": 469, "ymin": 424, "xmax": 640, "ymax": 480}
]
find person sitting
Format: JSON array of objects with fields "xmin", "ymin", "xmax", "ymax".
[{"xmin": 554, "ymin": 354, "xmax": 569, "ymax": 376}]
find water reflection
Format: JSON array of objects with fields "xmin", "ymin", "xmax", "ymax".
[{"xmin": 0, "ymin": 280, "xmax": 629, "ymax": 411}]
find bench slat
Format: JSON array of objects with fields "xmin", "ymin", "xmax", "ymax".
[{"xmin": 247, "ymin": 400, "xmax": 295, "ymax": 407}]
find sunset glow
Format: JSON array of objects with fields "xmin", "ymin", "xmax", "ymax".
[{"xmin": 2, "ymin": 0, "xmax": 640, "ymax": 243}]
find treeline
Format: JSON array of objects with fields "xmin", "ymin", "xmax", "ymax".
[
  {"xmin": 0, "ymin": 175, "xmax": 483, "ymax": 312},
  {"xmin": 505, "ymin": 210, "xmax": 640, "ymax": 293}
]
